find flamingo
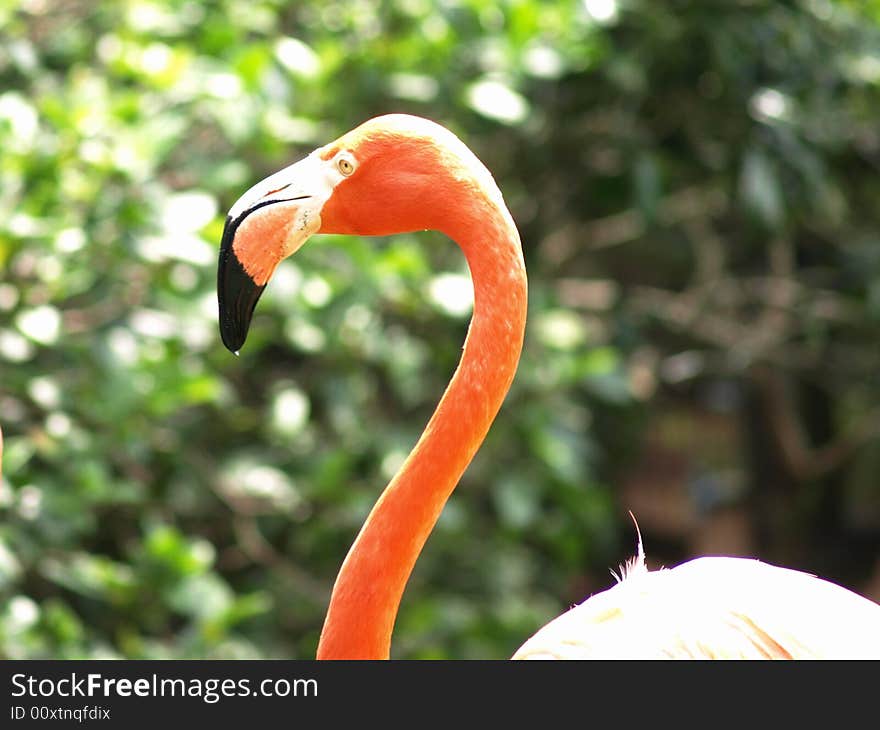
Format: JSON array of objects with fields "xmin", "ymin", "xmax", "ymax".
[{"xmin": 217, "ymin": 114, "xmax": 880, "ymax": 659}]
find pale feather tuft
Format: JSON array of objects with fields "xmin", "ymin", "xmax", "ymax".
[{"xmin": 611, "ymin": 511, "xmax": 648, "ymax": 583}]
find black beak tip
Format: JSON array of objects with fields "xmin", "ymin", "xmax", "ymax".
[
  {"xmin": 218, "ymin": 217, "xmax": 266, "ymax": 355},
  {"xmin": 219, "ymin": 308, "xmax": 248, "ymax": 354}
]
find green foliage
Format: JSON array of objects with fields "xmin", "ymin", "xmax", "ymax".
[{"xmin": 1, "ymin": 0, "xmax": 879, "ymax": 659}]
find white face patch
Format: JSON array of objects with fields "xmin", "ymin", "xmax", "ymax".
[{"xmin": 227, "ymin": 150, "xmax": 351, "ymax": 257}]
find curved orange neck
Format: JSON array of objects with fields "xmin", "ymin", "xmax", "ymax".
[{"xmin": 316, "ymin": 189, "xmax": 527, "ymax": 659}]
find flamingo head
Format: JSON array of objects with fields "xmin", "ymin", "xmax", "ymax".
[{"xmin": 217, "ymin": 114, "xmax": 480, "ymax": 353}]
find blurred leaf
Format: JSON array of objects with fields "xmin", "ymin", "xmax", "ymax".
[{"xmin": 739, "ymin": 148, "xmax": 785, "ymax": 230}]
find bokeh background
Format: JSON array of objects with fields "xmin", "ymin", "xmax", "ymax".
[{"xmin": 1, "ymin": 0, "xmax": 879, "ymax": 659}]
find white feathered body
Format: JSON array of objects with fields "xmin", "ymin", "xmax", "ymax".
[{"xmin": 513, "ymin": 556, "xmax": 880, "ymax": 659}]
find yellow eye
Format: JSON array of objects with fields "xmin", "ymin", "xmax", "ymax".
[{"xmin": 337, "ymin": 157, "xmax": 355, "ymax": 176}]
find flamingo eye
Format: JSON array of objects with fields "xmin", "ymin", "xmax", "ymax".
[{"xmin": 336, "ymin": 156, "xmax": 355, "ymax": 176}]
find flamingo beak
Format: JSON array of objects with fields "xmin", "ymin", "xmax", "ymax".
[
  {"xmin": 217, "ymin": 153, "xmax": 334, "ymax": 353},
  {"xmin": 217, "ymin": 212, "xmax": 268, "ymax": 353}
]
